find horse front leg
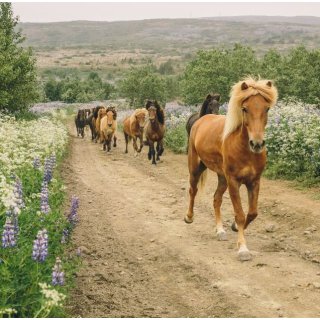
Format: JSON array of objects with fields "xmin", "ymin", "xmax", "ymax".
[
  {"xmin": 156, "ymin": 140, "xmax": 164, "ymax": 160},
  {"xmin": 138, "ymin": 134, "xmax": 143, "ymax": 153},
  {"xmin": 107, "ymin": 134, "xmax": 112, "ymax": 152},
  {"xmin": 132, "ymin": 137, "xmax": 139, "ymax": 156},
  {"xmin": 113, "ymin": 134, "xmax": 117, "ymax": 147},
  {"xmin": 227, "ymin": 177, "xmax": 252, "ymax": 261},
  {"xmin": 150, "ymin": 141, "xmax": 156, "ymax": 165},
  {"xmin": 245, "ymin": 179, "xmax": 260, "ymax": 229}
]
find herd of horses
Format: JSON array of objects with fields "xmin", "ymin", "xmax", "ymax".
[
  {"xmin": 75, "ymin": 77, "xmax": 278, "ymax": 261},
  {"xmin": 75, "ymin": 100, "xmax": 166, "ymax": 164}
]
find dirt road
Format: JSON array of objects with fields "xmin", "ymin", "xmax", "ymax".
[{"xmin": 64, "ymin": 126, "xmax": 320, "ymax": 318}]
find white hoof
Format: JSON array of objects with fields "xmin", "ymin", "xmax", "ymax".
[
  {"xmin": 217, "ymin": 230, "xmax": 227, "ymax": 241},
  {"xmin": 238, "ymin": 245, "xmax": 252, "ymax": 261},
  {"xmin": 184, "ymin": 215, "xmax": 193, "ymax": 224}
]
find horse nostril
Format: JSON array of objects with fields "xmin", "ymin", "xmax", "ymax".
[
  {"xmin": 249, "ymin": 140, "xmax": 254, "ymax": 148},
  {"xmin": 261, "ymin": 140, "xmax": 265, "ymax": 147}
]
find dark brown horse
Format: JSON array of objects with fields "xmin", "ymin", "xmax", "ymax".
[
  {"xmin": 75, "ymin": 109, "xmax": 86, "ymax": 138},
  {"xmin": 185, "ymin": 77, "xmax": 278, "ymax": 261},
  {"xmin": 87, "ymin": 105, "xmax": 104, "ymax": 142},
  {"xmin": 145, "ymin": 100, "xmax": 165, "ymax": 165},
  {"xmin": 186, "ymin": 93, "xmax": 220, "ymax": 137}
]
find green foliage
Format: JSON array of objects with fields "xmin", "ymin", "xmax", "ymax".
[
  {"xmin": 164, "ymin": 122, "xmax": 188, "ymax": 154},
  {"xmin": 182, "ymin": 44, "xmax": 320, "ymax": 105},
  {"xmin": 118, "ymin": 64, "xmax": 167, "ymax": 106},
  {"xmin": 181, "ymin": 44, "xmax": 259, "ymax": 104},
  {"xmin": 0, "ymin": 3, "xmax": 39, "ymax": 113},
  {"xmin": 158, "ymin": 59, "xmax": 174, "ymax": 75},
  {"xmin": 44, "ymin": 72, "xmax": 114, "ymax": 103}
]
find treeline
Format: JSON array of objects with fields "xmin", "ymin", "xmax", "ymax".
[
  {"xmin": 182, "ymin": 44, "xmax": 320, "ymax": 105},
  {"xmin": 44, "ymin": 72, "xmax": 114, "ymax": 103}
]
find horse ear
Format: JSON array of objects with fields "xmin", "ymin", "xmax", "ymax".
[
  {"xmin": 146, "ymin": 100, "xmax": 152, "ymax": 109},
  {"xmin": 213, "ymin": 94, "xmax": 221, "ymax": 101},
  {"xmin": 206, "ymin": 94, "xmax": 213, "ymax": 100},
  {"xmin": 266, "ymin": 81, "xmax": 272, "ymax": 87},
  {"xmin": 241, "ymin": 82, "xmax": 249, "ymax": 90}
]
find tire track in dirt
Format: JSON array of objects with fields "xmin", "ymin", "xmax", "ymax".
[{"xmin": 64, "ymin": 125, "xmax": 320, "ymax": 317}]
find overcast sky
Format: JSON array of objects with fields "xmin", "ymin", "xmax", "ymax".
[{"xmin": 12, "ymin": 2, "xmax": 320, "ymax": 23}]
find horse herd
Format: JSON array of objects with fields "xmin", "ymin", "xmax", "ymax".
[
  {"xmin": 75, "ymin": 95, "xmax": 221, "ymax": 164},
  {"xmin": 75, "ymin": 77, "xmax": 279, "ymax": 262}
]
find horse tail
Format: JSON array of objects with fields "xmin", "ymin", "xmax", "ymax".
[{"xmin": 198, "ymin": 169, "xmax": 207, "ymax": 192}]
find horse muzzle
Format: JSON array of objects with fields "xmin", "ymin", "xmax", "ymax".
[{"xmin": 249, "ymin": 139, "xmax": 265, "ymax": 153}]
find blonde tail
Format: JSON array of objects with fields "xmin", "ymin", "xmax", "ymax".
[{"xmin": 198, "ymin": 169, "xmax": 207, "ymax": 192}]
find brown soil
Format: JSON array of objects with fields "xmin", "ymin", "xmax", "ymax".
[{"xmin": 63, "ymin": 125, "xmax": 320, "ymax": 318}]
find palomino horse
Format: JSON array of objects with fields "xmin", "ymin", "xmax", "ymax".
[
  {"xmin": 145, "ymin": 100, "xmax": 165, "ymax": 165},
  {"xmin": 123, "ymin": 108, "xmax": 148, "ymax": 155},
  {"xmin": 185, "ymin": 77, "xmax": 278, "ymax": 261},
  {"xmin": 100, "ymin": 107, "xmax": 117, "ymax": 152},
  {"xmin": 75, "ymin": 109, "xmax": 86, "ymax": 138},
  {"xmin": 186, "ymin": 93, "xmax": 221, "ymax": 137},
  {"xmin": 95, "ymin": 107, "xmax": 107, "ymax": 143}
]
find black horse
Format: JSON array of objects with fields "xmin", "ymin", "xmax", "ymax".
[
  {"xmin": 185, "ymin": 93, "xmax": 221, "ymax": 137},
  {"xmin": 75, "ymin": 109, "xmax": 86, "ymax": 138}
]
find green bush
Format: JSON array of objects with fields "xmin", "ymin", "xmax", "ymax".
[
  {"xmin": 0, "ymin": 3, "xmax": 39, "ymax": 113},
  {"xmin": 44, "ymin": 72, "xmax": 114, "ymax": 103},
  {"xmin": 164, "ymin": 122, "xmax": 188, "ymax": 154}
]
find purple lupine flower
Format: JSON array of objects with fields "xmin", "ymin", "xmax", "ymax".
[
  {"xmin": 43, "ymin": 157, "xmax": 54, "ymax": 183},
  {"xmin": 40, "ymin": 182, "xmax": 51, "ymax": 214},
  {"xmin": 2, "ymin": 218, "xmax": 16, "ymax": 248},
  {"xmin": 13, "ymin": 178, "xmax": 25, "ymax": 210},
  {"xmin": 6, "ymin": 207, "xmax": 19, "ymax": 235},
  {"xmin": 32, "ymin": 229, "xmax": 48, "ymax": 262},
  {"xmin": 52, "ymin": 257, "xmax": 65, "ymax": 286},
  {"xmin": 68, "ymin": 196, "xmax": 79, "ymax": 226},
  {"xmin": 61, "ymin": 228, "xmax": 69, "ymax": 244},
  {"xmin": 33, "ymin": 156, "xmax": 41, "ymax": 169}
]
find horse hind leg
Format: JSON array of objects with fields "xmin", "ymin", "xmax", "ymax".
[
  {"xmin": 214, "ymin": 174, "xmax": 228, "ymax": 241},
  {"xmin": 185, "ymin": 160, "xmax": 207, "ymax": 224},
  {"xmin": 124, "ymin": 133, "xmax": 129, "ymax": 153}
]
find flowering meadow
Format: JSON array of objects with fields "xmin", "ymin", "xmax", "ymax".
[
  {"xmin": 0, "ymin": 113, "xmax": 79, "ymax": 317},
  {"xmin": 266, "ymin": 100, "xmax": 320, "ymax": 184},
  {"xmin": 164, "ymin": 100, "xmax": 320, "ymax": 185}
]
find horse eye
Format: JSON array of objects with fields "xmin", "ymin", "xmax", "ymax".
[{"xmin": 242, "ymin": 107, "xmax": 248, "ymax": 113}]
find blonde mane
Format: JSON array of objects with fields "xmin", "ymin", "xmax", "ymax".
[
  {"xmin": 223, "ymin": 76, "xmax": 278, "ymax": 140},
  {"xmin": 129, "ymin": 108, "xmax": 148, "ymax": 125}
]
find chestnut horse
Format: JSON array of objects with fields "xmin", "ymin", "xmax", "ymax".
[
  {"xmin": 100, "ymin": 107, "xmax": 117, "ymax": 152},
  {"xmin": 186, "ymin": 93, "xmax": 221, "ymax": 137},
  {"xmin": 123, "ymin": 108, "xmax": 148, "ymax": 155},
  {"xmin": 185, "ymin": 77, "xmax": 278, "ymax": 261},
  {"xmin": 145, "ymin": 100, "xmax": 165, "ymax": 165}
]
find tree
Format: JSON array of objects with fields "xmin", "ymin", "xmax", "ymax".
[
  {"xmin": 181, "ymin": 44, "xmax": 259, "ymax": 104},
  {"xmin": 118, "ymin": 64, "xmax": 167, "ymax": 106},
  {"xmin": 0, "ymin": 3, "xmax": 38, "ymax": 112}
]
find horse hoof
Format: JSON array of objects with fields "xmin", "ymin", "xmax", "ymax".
[
  {"xmin": 238, "ymin": 250, "xmax": 252, "ymax": 262},
  {"xmin": 184, "ymin": 215, "xmax": 193, "ymax": 224},
  {"xmin": 217, "ymin": 231, "xmax": 227, "ymax": 241},
  {"xmin": 231, "ymin": 221, "xmax": 238, "ymax": 232}
]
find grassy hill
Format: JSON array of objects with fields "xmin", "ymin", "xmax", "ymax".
[{"xmin": 19, "ymin": 16, "xmax": 320, "ymax": 54}]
